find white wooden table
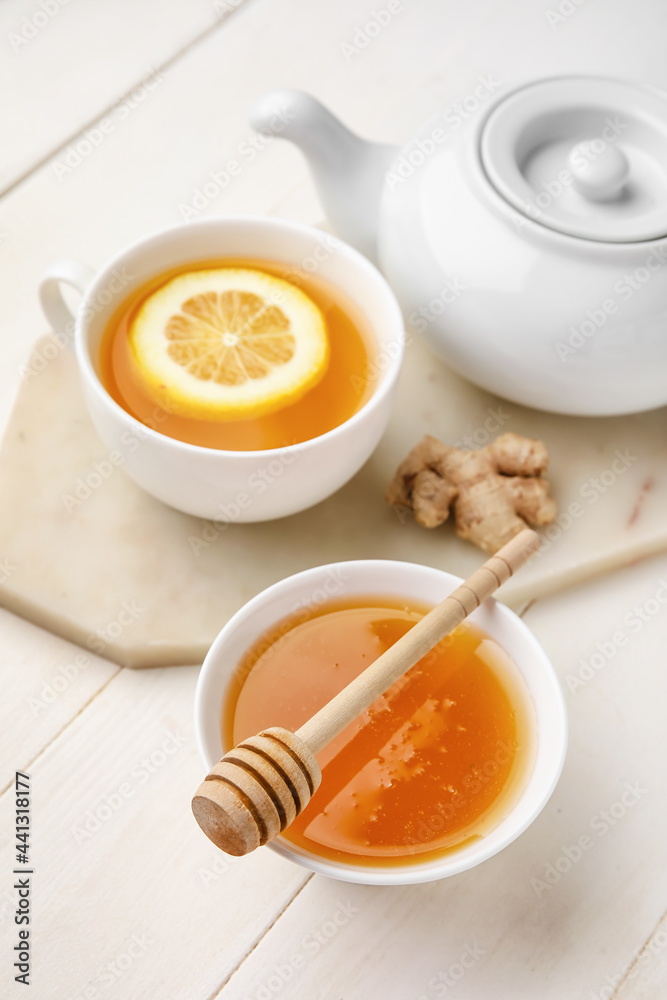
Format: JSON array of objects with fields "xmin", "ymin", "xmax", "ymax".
[{"xmin": 2, "ymin": 1, "xmax": 667, "ymax": 997}]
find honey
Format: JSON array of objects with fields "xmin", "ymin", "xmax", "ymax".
[
  {"xmin": 99, "ymin": 258, "xmax": 374, "ymax": 451},
  {"xmin": 223, "ymin": 596, "xmax": 534, "ymax": 866}
]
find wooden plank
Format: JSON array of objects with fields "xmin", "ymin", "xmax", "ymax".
[
  {"xmin": 0, "ymin": 0, "xmax": 236, "ymax": 194},
  {"xmin": 215, "ymin": 553, "xmax": 667, "ymax": 999},
  {"xmin": 614, "ymin": 911, "xmax": 667, "ymax": 999},
  {"xmin": 0, "ymin": 664, "xmax": 309, "ymax": 998},
  {"xmin": 0, "ymin": 610, "xmax": 118, "ymax": 793}
]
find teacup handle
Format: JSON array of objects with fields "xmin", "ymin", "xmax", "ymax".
[{"xmin": 39, "ymin": 260, "xmax": 96, "ymax": 350}]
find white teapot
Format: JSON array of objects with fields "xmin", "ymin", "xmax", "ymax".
[{"xmin": 250, "ymin": 77, "xmax": 667, "ymax": 416}]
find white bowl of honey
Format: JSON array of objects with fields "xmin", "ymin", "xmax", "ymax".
[{"xmin": 195, "ymin": 560, "xmax": 567, "ymax": 885}]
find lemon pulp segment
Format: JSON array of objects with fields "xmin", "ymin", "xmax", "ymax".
[{"xmin": 127, "ymin": 268, "xmax": 330, "ymax": 420}]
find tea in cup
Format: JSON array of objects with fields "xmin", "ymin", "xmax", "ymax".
[{"xmin": 39, "ymin": 217, "xmax": 404, "ymax": 520}]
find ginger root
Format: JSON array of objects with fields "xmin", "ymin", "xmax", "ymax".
[{"xmin": 386, "ymin": 431, "xmax": 556, "ymax": 554}]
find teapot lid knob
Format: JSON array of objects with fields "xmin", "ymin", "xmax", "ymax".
[{"xmin": 568, "ymin": 141, "xmax": 629, "ymax": 202}]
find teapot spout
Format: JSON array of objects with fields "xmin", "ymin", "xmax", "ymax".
[{"xmin": 248, "ymin": 89, "xmax": 397, "ymax": 262}]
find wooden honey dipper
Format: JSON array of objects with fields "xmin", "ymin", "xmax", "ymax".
[{"xmin": 192, "ymin": 529, "xmax": 540, "ymax": 857}]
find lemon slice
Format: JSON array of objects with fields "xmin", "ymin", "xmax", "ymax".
[{"xmin": 127, "ymin": 268, "xmax": 330, "ymax": 420}]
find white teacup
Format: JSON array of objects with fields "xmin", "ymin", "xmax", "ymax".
[
  {"xmin": 39, "ymin": 217, "xmax": 404, "ymax": 521},
  {"xmin": 194, "ymin": 559, "xmax": 568, "ymax": 886}
]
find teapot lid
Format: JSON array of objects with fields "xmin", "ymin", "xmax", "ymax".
[{"xmin": 480, "ymin": 77, "xmax": 667, "ymax": 242}]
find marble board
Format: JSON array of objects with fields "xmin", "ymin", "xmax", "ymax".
[{"xmin": 0, "ymin": 332, "xmax": 665, "ymax": 668}]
